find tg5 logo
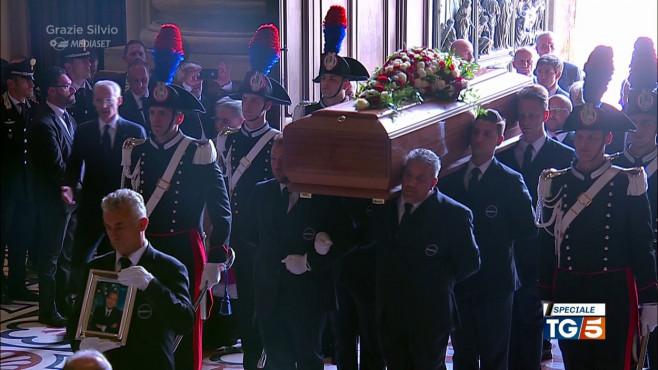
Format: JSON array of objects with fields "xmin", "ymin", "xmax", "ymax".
[{"xmin": 543, "ymin": 317, "xmax": 606, "ymax": 340}]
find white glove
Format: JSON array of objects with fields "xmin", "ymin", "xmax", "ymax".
[
  {"xmin": 201, "ymin": 262, "xmax": 225, "ymax": 290},
  {"xmin": 80, "ymin": 337, "xmax": 124, "ymax": 353},
  {"xmin": 117, "ymin": 266, "xmax": 154, "ymax": 291},
  {"xmin": 281, "ymin": 253, "xmax": 310, "ymax": 275},
  {"xmin": 640, "ymin": 303, "xmax": 658, "ymax": 336},
  {"xmin": 314, "ymin": 232, "xmax": 333, "ymax": 255}
]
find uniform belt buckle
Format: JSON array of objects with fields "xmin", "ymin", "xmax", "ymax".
[
  {"xmin": 239, "ymin": 157, "xmax": 251, "ymax": 168},
  {"xmin": 156, "ymin": 178, "xmax": 170, "ymax": 191},
  {"xmin": 577, "ymin": 193, "xmax": 592, "ymax": 207}
]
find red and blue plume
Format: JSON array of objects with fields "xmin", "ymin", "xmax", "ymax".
[
  {"xmin": 248, "ymin": 24, "xmax": 280, "ymax": 76},
  {"xmin": 583, "ymin": 45, "xmax": 614, "ymax": 104},
  {"xmin": 323, "ymin": 5, "xmax": 347, "ymax": 54},
  {"xmin": 627, "ymin": 37, "xmax": 657, "ymax": 91},
  {"xmin": 151, "ymin": 24, "xmax": 184, "ymax": 84}
]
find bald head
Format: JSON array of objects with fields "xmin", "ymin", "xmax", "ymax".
[
  {"xmin": 63, "ymin": 350, "xmax": 112, "ymax": 370},
  {"xmin": 513, "ymin": 47, "xmax": 536, "ymax": 76},
  {"xmin": 451, "ymin": 39, "xmax": 474, "ymax": 62},
  {"xmin": 546, "ymin": 94, "xmax": 573, "ymax": 135}
]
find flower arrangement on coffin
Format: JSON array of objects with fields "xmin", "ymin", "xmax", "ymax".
[{"xmin": 355, "ymin": 47, "xmax": 479, "ymax": 111}]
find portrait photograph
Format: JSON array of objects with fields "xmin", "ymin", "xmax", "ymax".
[{"xmin": 75, "ymin": 269, "xmax": 137, "ymax": 344}]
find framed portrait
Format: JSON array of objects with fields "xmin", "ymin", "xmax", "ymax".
[{"xmin": 75, "ymin": 269, "xmax": 137, "ymax": 344}]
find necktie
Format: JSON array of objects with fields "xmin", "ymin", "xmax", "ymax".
[
  {"xmin": 281, "ymin": 187, "xmax": 290, "ymax": 213},
  {"xmin": 140, "ymin": 97, "xmax": 149, "ymax": 125},
  {"xmin": 102, "ymin": 125, "xmax": 112, "ymax": 153},
  {"xmin": 18, "ymin": 102, "xmax": 28, "ymax": 122},
  {"xmin": 521, "ymin": 145, "xmax": 534, "ymax": 173},
  {"xmin": 62, "ymin": 112, "xmax": 74, "ymax": 136},
  {"xmin": 400, "ymin": 202, "xmax": 413, "ymax": 225},
  {"xmin": 468, "ymin": 167, "xmax": 481, "ymax": 193},
  {"xmin": 119, "ymin": 257, "xmax": 132, "ymax": 270},
  {"xmin": 106, "ymin": 310, "xmax": 111, "ymax": 318}
]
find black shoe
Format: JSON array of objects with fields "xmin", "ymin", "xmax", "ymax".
[
  {"xmin": 38, "ymin": 312, "xmax": 67, "ymax": 327},
  {"xmin": 6, "ymin": 286, "xmax": 39, "ymax": 302}
]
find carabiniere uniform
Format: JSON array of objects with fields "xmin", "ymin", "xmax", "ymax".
[{"xmin": 536, "ymin": 100, "xmax": 658, "ymax": 369}]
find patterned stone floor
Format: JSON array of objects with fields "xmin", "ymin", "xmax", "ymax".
[{"xmin": 1, "ymin": 281, "xmax": 565, "ymax": 369}]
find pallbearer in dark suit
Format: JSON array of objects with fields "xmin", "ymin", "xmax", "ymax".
[
  {"xmin": 67, "ymin": 189, "xmax": 195, "ymax": 370},
  {"xmin": 244, "ymin": 133, "xmax": 355, "ymax": 369},
  {"xmin": 121, "ymin": 24, "xmax": 232, "ymax": 370},
  {"xmin": 496, "ymin": 84, "xmax": 574, "ymax": 369},
  {"xmin": 536, "ymin": 46, "xmax": 657, "ymax": 370},
  {"xmin": 366, "ymin": 149, "xmax": 480, "ymax": 370},
  {"xmin": 62, "ymin": 80, "xmax": 146, "ymax": 296},
  {"xmin": 613, "ymin": 37, "xmax": 658, "ymax": 370},
  {"xmin": 28, "ymin": 67, "xmax": 78, "ymax": 327},
  {"xmin": 441, "ymin": 110, "xmax": 537, "ymax": 370},
  {"xmin": 118, "ymin": 60, "xmax": 151, "ymax": 133},
  {"xmin": 1, "ymin": 58, "xmax": 39, "ymax": 301}
]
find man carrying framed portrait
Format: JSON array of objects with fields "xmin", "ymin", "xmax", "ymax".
[{"xmin": 67, "ymin": 188, "xmax": 195, "ymax": 370}]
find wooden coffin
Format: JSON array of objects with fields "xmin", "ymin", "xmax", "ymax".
[{"xmin": 284, "ymin": 69, "xmax": 532, "ymax": 200}]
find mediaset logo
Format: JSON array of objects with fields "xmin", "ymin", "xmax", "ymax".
[
  {"xmin": 543, "ymin": 303, "xmax": 606, "ymax": 340},
  {"xmin": 45, "ymin": 24, "xmax": 118, "ymax": 51}
]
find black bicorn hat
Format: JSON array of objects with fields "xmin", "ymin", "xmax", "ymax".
[
  {"xmin": 148, "ymin": 83, "xmax": 205, "ymax": 113},
  {"xmin": 624, "ymin": 37, "xmax": 657, "ymax": 118},
  {"xmin": 3, "ymin": 58, "xmax": 36, "ymax": 81},
  {"xmin": 312, "ymin": 5, "xmax": 369, "ymax": 83},
  {"xmin": 562, "ymin": 45, "xmax": 635, "ymax": 133},
  {"xmin": 230, "ymin": 24, "xmax": 291, "ymax": 106}
]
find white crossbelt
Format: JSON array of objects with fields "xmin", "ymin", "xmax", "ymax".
[
  {"xmin": 223, "ymin": 129, "xmax": 277, "ymax": 194},
  {"xmin": 554, "ymin": 166, "xmax": 620, "ymax": 266},
  {"xmin": 144, "ymin": 137, "xmax": 192, "ymax": 216}
]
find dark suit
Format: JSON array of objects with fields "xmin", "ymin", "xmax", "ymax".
[
  {"xmin": 89, "ymin": 305, "xmax": 122, "ymax": 334},
  {"xmin": 27, "ymin": 103, "xmax": 77, "ymax": 316},
  {"xmin": 1, "ymin": 92, "xmax": 38, "ymax": 291},
  {"xmin": 246, "ymin": 179, "xmax": 356, "ymax": 370},
  {"xmin": 367, "ymin": 189, "xmax": 480, "ymax": 370},
  {"xmin": 440, "ymin": 159, "xmax": 537, "ymax": 370},
  {"xmin": 496, "ymin": 136, "xmax": 574, "ymax": 370},
  {"xmin": 558, "ymin": 61, "xmax": 582, "ymax": 92},
  {"xmin": 553, "ymin": 85, "xmax": 569, "ymax": 98},
  {"xmin": 64, "ymin": 117, "xmax": 146, "ymax": 292},
  {"xmin": 68, "ymin": 244, "xmax": 195, "ymax": 370},
  {"xmin": 118, "ymin": 92, "xmax": 149, "ymax": 133},
  {"xmin": 67, "ymin": 81, "xmax": 96, "ymax": 124}
]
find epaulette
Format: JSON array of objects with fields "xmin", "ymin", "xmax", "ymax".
[
  {"xmin": 192, "ymin": 138, "xmax": 218, "ymax": 165},
  {"xmin": 605, "ymin": 151, "xmax": 623, "ymax": 161},
  {"xmin": 122, "ymin": 137, "xmax": 147, "ymax": 166},
  {"xmin": 540, "ymin": 168, "xmax": 569, "ymax": 180},
  {"xmin": 217, "ymin": 126, "xmax": 241, "ymax": 136},
  {"xmin": 2, "ymin": 93, "xmax": 11, "ymax": 110},
  {"xmin": 619, "ymin": 166, "xmax": 648, "ymax": 196},
  {"xmin": 538, "ymin": 168, "xmax": 568, "ymax": 199}
]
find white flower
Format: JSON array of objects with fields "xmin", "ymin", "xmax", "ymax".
[
  {"xmin": 462, "ymin": 80, "xmax": 470, "ymax": 88},
  {"xmin": 393, "ymin": 60, "xmax": 401, "ymax": 68},
  {"xmin": 414, "ymin": 79, "xmax": 423, "ymax": 89},
  {"xmin": 431, "ymin": 65, "xmax": 438, "ymax": 73},
  {"xmin": 420, "ymin": 80, "xmax": 430, "ymax": 88},
  {"xmin": 401, "ymin": 62, "xmax": 410, "ymax": 70},
  {"xmin": 380, "ymin": 91, "xmax": 390, "ymax": 100},
  {"xmin": 370, "ymin": 80, "xmax": 378, "ymax": 87},
  {"xmin": 417, "ymin": 69, "xmax": 427, "ymax": 78},
  {"xmin": 397, "ymin": 72, "xmax": 407, "ymax": 83},
  {"xmin": 418, "ymin": 61, "xmax": 426, "ymax": 69},
  {"xmin": 436, "ymin": 79, "xmax": 447, "ymax": 89},
  {"xmin": 355, "ymin": 98, "xmax": 370, "ymax": 110},
  {"xmin": 451, "ymin": 69, "xmax": 461, "ymax": 78},
  {"xmin": 385, "ymin": 65, "xmax": 395, "ymax": 73}
]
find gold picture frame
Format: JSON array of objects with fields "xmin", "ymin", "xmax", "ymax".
[{"xmin": 75, "ymin": 269, "xmax": 137, "ymax": 345}]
